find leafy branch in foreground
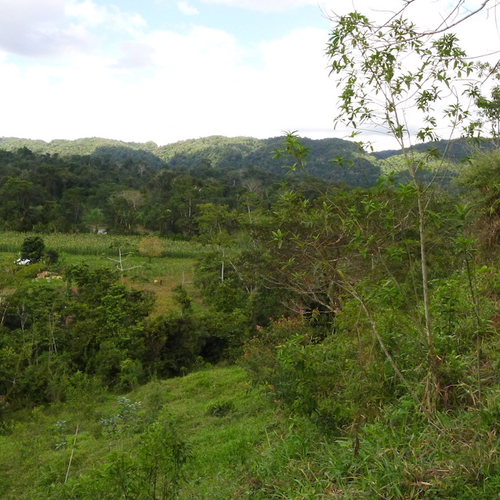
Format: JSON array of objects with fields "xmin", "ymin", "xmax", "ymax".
[
  {"xmin": 325, "ymin": 7, "xmax": 488, "ymax": 411},
  {"xmin": 273, "ymin": 131, "xmax": 310, "ymax": 172}
]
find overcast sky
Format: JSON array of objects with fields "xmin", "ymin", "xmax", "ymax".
[{"xmin": 0, "ymin": 0, "xmax": 498, "ymax": 150}]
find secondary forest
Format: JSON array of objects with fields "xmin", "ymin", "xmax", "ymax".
[{"xmin": 4, "ymin": 2, "xmax": 500, "ymax": 498}]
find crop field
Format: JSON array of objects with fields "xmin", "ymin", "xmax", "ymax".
[
  {"xmin": 0, "ymin": 231, "xmax": 207, "ymax": 258},
  {"xmin": 0, "ymin": 232, "xmax": 207, "ymax": 316}
]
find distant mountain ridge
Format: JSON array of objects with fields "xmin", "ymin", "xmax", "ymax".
[
  {"xmin": 373, "ymin": 138, "xmax": 491, "ymax": 161},
  {"xmin": 0, "ymin": 137, "xmax": 165, "ymax": 168},
  {"xmin": 0, "ymin": 134, "xmax": 486, "ymax": 187},
  {"xmin": 0, "ymin": 135, "xmax": 382, "ymax": 186}
]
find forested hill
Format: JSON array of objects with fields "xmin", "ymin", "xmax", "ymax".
[
  {"xmin": 0, "ymin": 137, "xmax": 165, "ymax": 168},
  {"xmin": 157, "ymin": 136, "xmax": 380, "ymax": 186},
  {"xmin": 0, "ymin": 135, "xmax": 380, "ymax": 187},
  {"xmin": 373, "ymin": 138, "xmax": 495, "ymax": 161}
]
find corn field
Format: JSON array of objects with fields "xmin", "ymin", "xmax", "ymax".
[{"xmin": 0, "ymin": 232, "xmax": 207, "ymax": 258}]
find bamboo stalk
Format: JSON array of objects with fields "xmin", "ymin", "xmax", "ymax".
[{"xmin": 65, "ymin": 423, "xmax": 80, "ymax": 483}]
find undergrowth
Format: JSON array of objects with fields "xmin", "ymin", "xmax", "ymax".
[{"xmin": 2, "ymin": 366, "xmax": 500, "ymax": 498}]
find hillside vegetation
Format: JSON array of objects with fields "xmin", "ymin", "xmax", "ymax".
[
  {"xmin": 0, "ymin": 135, "xmax": 386, "ymax": 236},
  {"xmin": 0, "ymin": 134, "xmax": 382, "ymax": 185},
  {"xmin": 5, "ymin": 0, "xmax": 500, "ymax": 494},
  {"xmin": 2, "ymin": 139, "xmax": 500, "ymax": 496}
]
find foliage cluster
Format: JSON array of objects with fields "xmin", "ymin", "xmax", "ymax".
[{"xmin": 0, "ymin": 252, "xmax": 256, "ymax": 407}]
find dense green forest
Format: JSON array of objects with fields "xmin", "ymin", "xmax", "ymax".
[
  {"xmin": 0, "ymin": 134, "xmax": 381, "ymax": 186},
  {"xmin": 0, "ymin": 134, "xmax": 386, "ymax": 236},
  {"xmin": 0, "ymin": 133, "xmax": 489, "ymax": 236}
]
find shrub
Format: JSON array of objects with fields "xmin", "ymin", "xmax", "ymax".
[
  {"xmin": 206, "ymin": 400, "xmax": 235, "ymax": 417},
  {"xmin": 20, "ymin": 236, "xmax": 45, "ymax": 262},
  {"xmin": 44, "ymin": 248, "xmax": 59, "ymax": 265}
]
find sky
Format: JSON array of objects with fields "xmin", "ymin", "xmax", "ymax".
[{"xmin": 0, "ymin": 0, "xmax": 498, "ymax": 150}]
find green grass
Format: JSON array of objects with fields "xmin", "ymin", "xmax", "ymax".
[
  {"xmin": 0, "ymin": 366, "xmax": 280, "ymax": 499},
  {"xmin": 135, "ymin": 369, "xmax": 276, "ymax": 499},
  {"xmin": 2, "ymin": 366, "xmax": 500, "ymax": 498}
]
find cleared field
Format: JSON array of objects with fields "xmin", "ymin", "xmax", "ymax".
[
  {"xmin": 0, "ymin": 231, "xmax": 207, "ymax": 258},
  {"xmin": 0, "ymin": 232, "xmax": 207, "ymax": 316}
]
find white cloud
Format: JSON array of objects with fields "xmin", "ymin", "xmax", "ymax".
[
  {"xmin": 178, "ymin": 1, "xmax": 199, "ymax": 15},
  {"xmin": 113, "ymin": 41, "xmax": 155, "ymax": 69},
  {"xmin": 147, "ymin": 25, "xmax": 239, "ymax": 68},
  {"xmin": 0, "ymin": 0, "xmax": 147, "ymax": 59},
  {"xmin": 255, "ymin": 28, "xmax": 337, "ymax": 138},
  {"xmin": 0, "ymin": 0, "xmax": 92, "ymax": 58},
  {"xmin": 0, "ymin": 22, "xmax": 339, "ymax": 145},
  {"xmin": 66, "ymin": 0, "xmax": 147, "ymax": 36},
  {"xmin": 65, "ymin": 0, "xmax": 108, "ymax": 25},
  {"xmin": 127, "ymin": 26, "xmax": 337, "ymax": 143},
  {"xmin": 107, "ymin": 7, "xmax": 147, "ymax": 37}
]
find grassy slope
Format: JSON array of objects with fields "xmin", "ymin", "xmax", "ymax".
[
  {"xmin": 2, "ymin": 363, "xmax": 500, "ymax": 498},
  {"xmin": 0, "ymin": 366, "xmax": 280, "ymax": 499}
]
